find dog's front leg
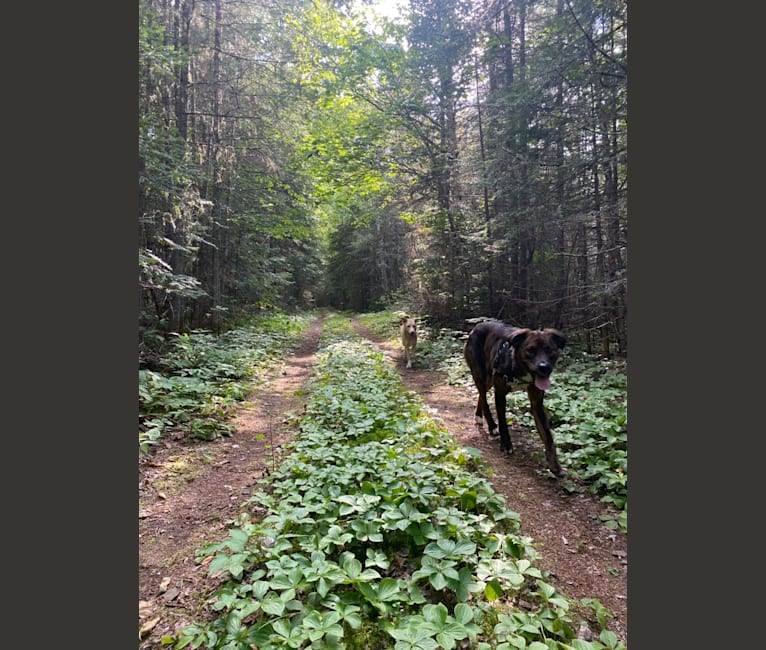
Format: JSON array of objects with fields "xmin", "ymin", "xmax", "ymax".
[
  {"xmin": 527, "ymin": 386, "xmax": 564, "ymax": 476},
  {"xmin": 494, "ymin": 383, "xmax": 512, "ymax": 454}
]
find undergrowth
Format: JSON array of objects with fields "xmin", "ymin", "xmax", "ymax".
[
  {"xmin": 169, "ymin": 313, "xmax": 625, "ymax": 650},
  {"xmin": 138, "ymin": 312, "xmax": 313, "ymax": 454}
]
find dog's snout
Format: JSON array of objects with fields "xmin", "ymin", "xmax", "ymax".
[{"xmin": 537, "ymin": 361, "xmax": 552, "ymax": 376}]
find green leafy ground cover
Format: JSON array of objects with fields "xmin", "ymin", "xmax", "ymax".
[
  {"xmin": 170, "ymin": 313, "xmax": 625, "ymax": 649},
  {"xmin": 355, "ymin": 312, "xmax": 627, "ymax": 533},
  {"xmin": 139, "ymin": 313, "xmax": 314, "ymax": 453}
]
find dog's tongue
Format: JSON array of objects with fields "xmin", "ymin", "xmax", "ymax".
[{"xmin": 535, "ymin": 376, "xmax": 551, "ymax": 391}]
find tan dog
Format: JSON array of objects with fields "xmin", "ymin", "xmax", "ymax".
[{"xmin": 400, "ymin": 316, "xmax": 418, "ymax": 368}]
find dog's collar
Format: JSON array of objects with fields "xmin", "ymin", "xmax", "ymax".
[{"xmin": 493, "ymin": 368, "xmax": 533, "ymax": 387}]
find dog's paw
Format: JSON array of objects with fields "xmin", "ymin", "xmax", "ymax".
[{"xmin": 474, "ymin": 415, "xmax": 484, "ymax": 426}]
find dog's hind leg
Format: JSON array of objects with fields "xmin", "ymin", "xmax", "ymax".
[
  {"xmin": 474, "ymin": 392, "xmax": 488, "ymax": 425},
  {"xmin": 475, "ymin": 386, "xmax": 498, "ymax": 435},
  {"xmin": 494, "ymin": 386, "xmax": 513, "ymax": 454},
  {"xmin": 465, "ymin": 336, "xmax": 497, "ymax": 433},
  {"xmin": 474, "ymin": 395, "xmax": 483, "ymax": 423}
]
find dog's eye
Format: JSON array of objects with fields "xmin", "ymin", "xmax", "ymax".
[{"xmin": 525, "ymin": 347, "xmax": 537, "ymax": 356}]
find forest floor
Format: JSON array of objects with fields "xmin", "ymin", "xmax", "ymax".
[{"xmin": 138, "ymin": 314, "xmax": 628, "ymax": 647}]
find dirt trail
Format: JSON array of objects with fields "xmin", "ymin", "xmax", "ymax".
[
  {"xmin": 138, "ymin": 315, "xmax": 627, "ymax": 647},
  {"xmin": 139, "ymin": 316, "xmax": 325, "ymax": 647}
]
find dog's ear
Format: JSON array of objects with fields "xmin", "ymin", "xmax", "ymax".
[
  {"xmin": 544, "ymin": 329, "xmax": 566, "ymax": 349},
  {"xmin": 508, "ymin": 329, "xmax": 529, "ymax": 348}
]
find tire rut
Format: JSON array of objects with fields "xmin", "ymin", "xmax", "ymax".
[{"xmin": 138, "ymin": 316, "xmax": 325, "ymax": 647}]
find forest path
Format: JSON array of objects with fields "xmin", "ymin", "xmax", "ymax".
[{"xmin": 138, "ymin": 314, "xmax": 627, "ymax": 647}]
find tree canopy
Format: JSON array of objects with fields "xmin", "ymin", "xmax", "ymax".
[{"xmin": 139, "ymin": 0, "xmax": 627, "ymax": 358}]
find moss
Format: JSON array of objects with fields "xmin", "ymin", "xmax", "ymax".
[{"xmin": 343, "ymin": 621, "xmax": 391, "ymax": 650}]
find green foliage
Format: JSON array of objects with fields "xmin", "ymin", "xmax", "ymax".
[
  {"xmin": 139, "ymin": 250, "xmax": 207, "ymax": 300},
  {"xmin": 518, "ymin": 357, "xmax": 627, "ymax": 528},
  {"xmin": 354, "ymin": 310, "xmax": 403, "ymax": 342},
  {"xmin": 170, "ymin": 314, "xmax": 623, "ymax": 649},
  {"xmin": 139, "ymin": 312, "xmax": 313, "ymax": 453}
]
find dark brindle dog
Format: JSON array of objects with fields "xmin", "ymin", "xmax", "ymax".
[{"xmin": 463, "ymin": 320, "xmax": 566, "ymax": 476}]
